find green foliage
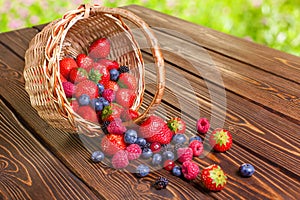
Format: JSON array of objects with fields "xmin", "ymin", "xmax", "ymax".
[{"xmin": 0, "ymin": 0, "xmax": 299, "ymax": 56}]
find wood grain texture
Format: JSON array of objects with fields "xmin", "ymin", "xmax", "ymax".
[
  {"xmin": 1, "ymin": 5, "xmax": 300, "ymax": 199},
  {"xmin": 0, "ymin": 99, "xmax": 99, "ymax": 200},
  {"xmin": 125, "ymin": 5, "xmax": 300, "ymax": 84}
]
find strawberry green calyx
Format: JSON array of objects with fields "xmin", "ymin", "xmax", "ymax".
[
  {"xmin": 167, "ymin": 120, "xmax": 180, "ymax": 132},
  {"xmin": 213, "ymin": 129, "xmax": 230, "ymax": 146},
  {"xmin": 209, "ymin": 165, "xmax": 227, "ymax": 187},
  {"xmin": 89, "ymin": 68, "xmax": 103, "ymax": 83},
  {"xmin": 102, "ymin": 105, "xmax": 113, "ymax": 120}
]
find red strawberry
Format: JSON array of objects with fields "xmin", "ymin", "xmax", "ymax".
[
  {"xmin": 76, "ymin": 54, "xmax": 94, "ymax": 71},
  {"xmin": 97, "ymin": 59, "xmax": 119, "ymax": 71},
  {"xmin": 89, "ymin": 64, "xmax": 110, "ymax": 84},
  {"xmin": 111, "ymin": 150, "xmax": 129, "ymax": 169},
  {"xmin": 118, "ymin": 73, "xmax": 137, "ymax": 90},
  {"xmin": 59, "ymin": 57, "xmax": 78, "ymax": 79},
  {"xmin": 75, "ymin": 80, "xmax": 99, "ymax": 99},
  {"xmin": 69, "ymin": 68, "xmax": 88, "ymax": 83},
  {"xmin": 76, "ymin": 106, "xmax": 98, "ymax": 123},
  {"xmin": 182, "ymin": 160, "xmax": 199, "ymax": 180},
  {"xmin": 167, "ymin": 117, "xmax": 186, "ymax": 134},
  {"xmin": 88, "ymin": 38, "xmax": 110, "ymax": 59},
  {"xmin": 121, "ymin": 109, "xmax": 139, "ymax": 121},
  {"xmin": 139, "ymin": 115, "xmax": 165, "ymax": 139},
  {"xmin": 126, "ymin": 144, "xmax": 142, "ymax": 160},
  {"xmin": 107, "ymin": 118, "xmax": 126, "ymax": 135},
  {"xmin": 209, "ymin": 128, "xmax": 232, "ymax": 152},
  {"xmin": 115, "ymin": 88, "xmax": 136, "ymax": 108},
  {"xmin": 200, "ymin": 164, "xmax": 227, "ymax": 191},
  {"xmin": 100, "ymin": 133, "xmax": 126, "ymax": 156},
  {"xmin": 102, "ymin": 103, "xmax": 124, "ymax": 122},
  {"xmin": 147, "ymin": 124, "xmax": 173, "ymax": 144},
  {"xmin": 104, "ymin": 80, "xmax": 119, "ymax": 92},
  {"xmin": 70, "ymin": 99, "xmax": 79, "ymax": 112},
  {"xmin": 60, "ymin": 74, "xmax": 67, "ymax": 83}
]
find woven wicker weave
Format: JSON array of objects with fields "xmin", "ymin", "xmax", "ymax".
[{"xmin": 24, "ymin": 4, "xmax": 165, "ymax": 137}]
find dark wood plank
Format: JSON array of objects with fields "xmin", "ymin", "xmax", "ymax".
[
  {"xmin": 143, "ymin": 30, "xmax": 300, "ymax": 122},
  {"xmin": 0, "ymin": 99, "xmax": 99, "ymax": 200},
  {"xmin": 1, "ymin": 27, "xmax": 300, "ymax": 199},
  {"xmin": 125, "ymin": 5, "xmax": 300, "ymax": 84}
]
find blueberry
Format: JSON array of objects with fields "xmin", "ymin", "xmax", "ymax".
[
  {"xmin": 136, "ymin": 164, "xmax": 150, "ymax": 177},
  {"xmin": 172, "ymin": 134, "xmax": 186, "ymax": 144},
  {"xmin": 141, "ymin": 148, "xmax": 153, "ymax": 159},
  {"xmin": 239, "ymin": 163, "xmax": 255, "ymax": 177},
  {"xmin": 78, "ymin": 94, "xmax": 90, "ymax": 106},
  {"xmin": 110, "ymin": 69, "xmax": 120, "ymax": 81},
  {"xmin": 91, "ymin": 98, "xmax": 103, "ymax": 111},
  {"xmin": 98, "ymin": 97, "xmax": 110, "ymax": 107},
  {"xmin": 135, "ymin": 137, "xmax": 147, "ymax": 147},
  {"xmin": 189, "ymin": 136, "xmax": 202, "ymax": 143},
  {"xmin": 97, "ymin": 83, "xmax": 105, "ymax": 95},
  {"xmin": 124, "ymin": 129, "xmax": 138, "ymax": 144},
  {"xmin": 172, "ymin": 166, "xmax": 182, "ymax": 177},
  {"xmin": 162, "ymin": 151, "xmax": 174, "ymax": 161},
  {"xmin": 151, "ymin": 153, "xmax": 163, "ymax": 166},
  {"xmin": 91, "ymin": 151, "xmax": 104, "ymax": 162}
]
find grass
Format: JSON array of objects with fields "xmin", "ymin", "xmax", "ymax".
[{"xmin": 0, "ymin": 0, "xmax": 299, "ymax": 56}]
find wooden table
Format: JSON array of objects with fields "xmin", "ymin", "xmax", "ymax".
[{"xmin": 1, "ymin": 5, "xmax": 300, "ymax": 200}]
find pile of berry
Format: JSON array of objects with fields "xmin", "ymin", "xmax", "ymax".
[
  {"xmin": 60, "ymin": 37, "xmax": 139, "ymax": 126},
  {"xmin": 60, "ymin": 37, "xmax": 255, "ymax": 192}
]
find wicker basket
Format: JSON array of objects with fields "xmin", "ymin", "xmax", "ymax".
[{"xmin": 24, "ymin": 4, "xmax": 165, "ymax": 137}]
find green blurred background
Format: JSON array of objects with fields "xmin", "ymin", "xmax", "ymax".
[{"xmin": 1, "ymin": 0, "xmax": 299, "ymax": 56}]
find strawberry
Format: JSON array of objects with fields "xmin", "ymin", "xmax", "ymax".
[
  {"xmin": 167, "ymin": 117, "xmax": 186, "ymax": 134},
  {"xmin": 147, "ymin": 124, "xmax": 173, "ymax": 144},
  {"xmin": 121, "ymin": 109, "xmax": 139, "ymax": 121},
  {"xmin": 101, "ymin": 103, "xmax": 124, "ymax": 122},
  {"xmin": 200, "ymin": 164, "xmax": 227, "ymax": 191},
  {"xmin": 70, "ymin": 99, "xmax": 79, "ymax": 112},
  {"xmin": 209, "ymin": 128, "xmax": 232, "ymax": 152},
  {"xmin": 60, "ymin": 74, "xmax": 68, "ymax": 83},
  {"xmin": 139, "ymin": 115, "xmax": 165, "ymax": 139},
  {"xmin": 103, "ymin": 80, "xmax": 119, "ymax": 92},
  {"xmin": 97, "ymin": 59, "xmax": 119, "ymax": 71},
  {"xmin": 76, "ymin": 54, "xmax": 94, "ymax": 71},
  {"xmin": 59, "ymin": 57, "xmax": 78, "ymax": 79},
  {"xmin": 76, "ymin": 106, "xmax": 98, "ymax": 123},
  {"xmin": 100, "ymin": 133, "xmax": 126, "ymax": 156},
  {"xmin": 118, "ymin": 73, "xmax": 137, "ymax": 90},
  {"xmin": 107, "ymin": 118, "xmax": 126, "ymax": 135},
  {"xmin": 74, "ymin": 80, "xmax": 99, "ymax": 99},
  {"xmin": 115, "ymin": 88, "xmax": 136, "ymax": 108},
  {"xmin": 88, "ymin": 38, "xmax": 110, "ymax": 59},
  {"xmin": 69, "ymin": 68, "xmax": 88, "ymax": 83},
  {"xmin": 89, "ymin": 62, "xmax": 110, "ymax": 84}
]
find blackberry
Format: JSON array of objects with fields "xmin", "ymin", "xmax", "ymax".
[
  {"xmin": 153, "ymin": 177, "xmax": 169, "ymax": 190},
  {"xmin": 118, "ymin": 65, "xmax": 129, "ymax": 73},
  {"xmin": 101, "ymin": 121, "xmax": 110, "ymax": 134}
]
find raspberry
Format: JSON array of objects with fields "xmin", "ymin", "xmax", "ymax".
[
  {"xmin": 107, "ymin": 118, "xmax": 126, "ymax": 135},
  {"xmin": 126, "ymin": 144, "xmax": 142, "ymax": 160},
  {"xmin": 102, "ymin": 89, "xmax": 115, "ymax": 102},
  {"xmin": 111, "ymin": 150, "xmax": 129, "ymax": 169},
  {"xmin": 181, "ymin": 160, "xmax": 199, "ymax": 180},
  {"xmin": 177, "ymin": 147, "xmax": 193, "ymax": 163},
  {"xmin": 197, "ymin": 118, "xmax": 210, "ymax": 134},
  {"xmin": 62, "ymin": 81, "xmax": 75, "ymax": 98},
  {"xmin": 189, "ymin": 140, "xmax": 204, "ymax": 157}
]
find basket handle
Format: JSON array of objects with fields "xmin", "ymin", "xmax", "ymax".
[{"xmin": 88, "ymin": 5, "xmax": 166, "ymax": 123}]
